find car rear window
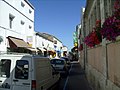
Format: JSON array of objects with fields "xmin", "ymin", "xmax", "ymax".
[
  {"xmin": 51, "ymin": 59, "xmax": 64, "ymax": 65},
  {"xmin": 0, "ymin": 59, "xmax": 11, "ymax": 78},
  {"xmin": 15, "ymin": 60, "xmax": 29, "ymax": 79}
]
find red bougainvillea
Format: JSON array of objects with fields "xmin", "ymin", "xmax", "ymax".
[
  {"xmin": 84, "ymin": 20, "xmax": 102, "ymax": 48},
  {"xmin": 84, "ymin": 0, "xmax": 120, "ymax": 47},
  {"xmin": 100, "ymin": 0, "xmax": 120, "ymax": 41},
  {"xmin": 84, "ymin": 30, "xmax": 101, "ymax": 48}
]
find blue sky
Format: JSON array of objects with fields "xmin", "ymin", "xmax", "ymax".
[{"xmin": 29, "ymin": 0, "xmax": 86, "ymax": 51}]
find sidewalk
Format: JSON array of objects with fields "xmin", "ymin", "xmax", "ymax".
[{"xmin": 63, "ymin": 62, "xmax": 92, "ymax": 90}]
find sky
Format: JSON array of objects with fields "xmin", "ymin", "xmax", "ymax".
[{"xmin": 29, "ymin": 0, "xmax": 86, "ymax": 51}]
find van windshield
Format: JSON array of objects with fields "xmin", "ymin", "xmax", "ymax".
[
  {"xmin": 15, "ymin": 60, "xmax": 29, "ymax": 79},
  {"xmin": 0, "ymin": 59, "xmax": 11, "ymax": 78}
]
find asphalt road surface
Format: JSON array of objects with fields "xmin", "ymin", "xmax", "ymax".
[{"xmin": 54, "ymin": 61, "xmax": 92, "ymax": 90}]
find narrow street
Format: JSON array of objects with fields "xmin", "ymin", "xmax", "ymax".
[
  {"xmin": 55, "ymin": 62, "xmax": 92, "ymax": 90},
  {"xmin": 1, "ymin": 0, "xmax": 120, "ymax": 90}
]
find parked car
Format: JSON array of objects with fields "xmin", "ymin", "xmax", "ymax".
[
  {"xmin": 0, "ymin": 54, "xmax": 60, "ymax": 90},
  {"xmin": 60, "ymin": 57, "xmax": 71, "ymax": 69},
  {"xmin": 50, "ymin": 58, "xmax": 69, "ymax": 77}
]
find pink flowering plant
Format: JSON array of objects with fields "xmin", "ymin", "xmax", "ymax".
[
  {"xmin": 84, "ymin": 31, "xmax": 101, "ymax": 47},
  {"xmin": 100, "ymin": 0, "xmax": 120, "ymax": 41},
  {"xmin": 84, "ymin": 20, "xmax": 102, "ymax": 48},
  {"xmin": 84, "ymin": 0, "xmax": 120, "ymax": 47}
]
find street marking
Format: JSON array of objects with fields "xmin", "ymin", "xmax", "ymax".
[{"xmin": 63, "ymin": 64, "xmax": 73, "ymax": 90}]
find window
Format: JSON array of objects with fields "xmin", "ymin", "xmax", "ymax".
[
  {"xmin": 94, "ymin": 6, "xmax": 97, "ymax": 21},
  {"xmin": 89, "ymin": 19, "xmax": 91, "ymax": 33},
  {"xmin": 104, "ymin": 0, "xmax": 109, "ymax": 18},
  {"xmin": 15, "ymin": 60, "xmax": 29, "ymax": 79},
  {"xmin": 56, "ymin": 60, "xmax": 64, "ymax": 65},
  {"xmin": 53, "ymin": 40, "xmax": 57, "ymax": 44},
  {"xmin": 51, "ymin": 59, "xmax": 64, "ymax": 65},
  {"xmin": 9, "ymin": 14, "xmax": 15, "ymax": 29},
  {"xmin": 21, "ymin": 2, "xmax": 25, "ymax": 7},
  {"xmin": 0, "ymin": 59, "xmax": 11, "ymax": 78},
  {"xmin": 21, "ymin": 20, "xmax": 25, "ymax": 25},
  {"xmin": 29, "ymin": 9, "xmax": 32, "ymax": 14},
  {"xmin": 97, "ymin": 0, "xmax": 101, "ymax": 20},
  {"xmin": 29, "ymin": 25, "xmax": 32, "ymax": 29},
  {"xmin": 110, "ymin": 0, "xmax": 115, "ymax": 15}
]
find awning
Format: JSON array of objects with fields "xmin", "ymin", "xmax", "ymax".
[
  {"xmin": 43, "ymin": 47, "xmax": 47, "ymax": 51},
  {"xmin": 37, "ymin": 47, "xmax": 46, "ymax": 52},
  {"xmin": 26, "ymin": 47, "xmax": 38, "ymax": 52},
  {"xmin": 7, "ymin": 36, "xmax": 30, "ymax": 48}
]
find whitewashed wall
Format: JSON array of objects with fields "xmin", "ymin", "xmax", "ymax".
[{"xmin": 0, "ymin": 0, "xmax": 34, "ymax": 52}]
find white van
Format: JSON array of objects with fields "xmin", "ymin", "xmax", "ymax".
[{"xmin": 0, "ymin": 54, "xmax": 60, "ymax": 90}]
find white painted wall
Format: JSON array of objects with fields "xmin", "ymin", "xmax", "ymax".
[
  {"xmin": 53, "ymin": 37, "xmax": 63, "ymax": 58},
  {"xmin": 0, "ymin": 0, "xmax": 34, "ymax": 52},
  {"xmin": 35, "ymin": 35, "xmax": 43, "ymax": 48},
  {"xmin": 48, "ymin": 40, "xmax": 54, "ymax": 50}
]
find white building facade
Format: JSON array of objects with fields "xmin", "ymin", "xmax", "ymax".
[
  {"xmin": 35, "ymin": 32, "xmax": 54, "ymax": 56},
  {"xmin": 53, "ymin": 37, "xmax": 64, "ymax": 58},
  {"xmin": 35, "ymin": 32, "xmax": 64, "ymax": 58},
  {"xmin": 0, "ymin": 0, "xmax": 34, "ymax": 52}
]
